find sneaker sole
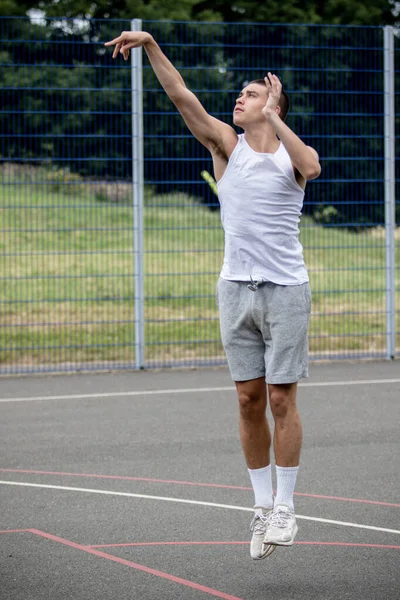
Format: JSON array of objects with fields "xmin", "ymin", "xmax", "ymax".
[
  {"xmin": 251, "ymin": 544, "xmax": 276, "ymax": 560},
  {"xmin": 264, "ymin": 524, "xmax": 298, "ymax": 547}
]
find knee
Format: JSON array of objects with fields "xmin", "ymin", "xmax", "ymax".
[
  {"xmin": 238, "ymin": 390, "xmax": 266, "ymax": 420},
  {"xmin": 269, "ymin": 388, "xmax": 293, "ymax": 420}
]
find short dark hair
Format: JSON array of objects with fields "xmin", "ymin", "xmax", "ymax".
[{"xmin": 249, "ymin": 79, "xmax": 290, "ymax": 121}]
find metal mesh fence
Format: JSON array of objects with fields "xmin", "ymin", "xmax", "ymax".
[
  {"xmin": 0, "ymin": 17, "xmax": 136, "ymax": 373},
  {"xmin": 0, "ymin": 17, "xmax": 398, "ymax": 373},
  {"xmin": 395, "ymin": 31, "xmax": 400, "ymax": 358}
]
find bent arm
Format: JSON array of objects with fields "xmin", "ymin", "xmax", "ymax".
[{"xmin": 267, "ymin": 113, "xmax": 321, "ymax": 180}]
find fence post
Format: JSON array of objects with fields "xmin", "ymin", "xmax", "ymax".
[
  {"xmin": 131, "ymin": 18, "xmax": 145, "ymax": 368},
  {"xmin": 383, "ymin": 26, "xmax": 396, "ymax": 360}
]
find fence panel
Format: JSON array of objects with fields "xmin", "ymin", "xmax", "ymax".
[
  {"xmin": 0, "ymin": 17, "xmax": 137, "ymax": 373},
  {"xmin": 140, "ymin": 21, "xmax": 393, "ymax": 365},
  {"xmin": 395, "ymin": 30, "xmax": 400, "ymax": 358},
  {"xmin": 0, "ymin": 17, "xmax": 397, "ymax": 373}
]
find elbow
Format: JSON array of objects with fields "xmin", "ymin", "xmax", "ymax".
[{"xmin": 304, "ymin": 164, "xmax": 321, "ymax": 181}]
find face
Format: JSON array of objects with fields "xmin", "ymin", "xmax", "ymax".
[{"xmin": 233, "ymin": 84, "xmax": 268, "ymax": 126}]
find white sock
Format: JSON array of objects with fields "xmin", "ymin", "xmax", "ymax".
[
  {"xmin": 275, "ymin": 465, "xmax": 299, "ymax": 512},
  {"xmin": 248, "ymin": 465, "xmax": 274, "ymax": 509}
]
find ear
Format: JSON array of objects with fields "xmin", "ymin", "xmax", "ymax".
[{"xmin": 275, "ymin": 105, "xmax": 281, "ymax": 116}]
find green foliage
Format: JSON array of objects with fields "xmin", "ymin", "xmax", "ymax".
[
  {"xmin": 0, "ymin": 162, "xmax": 85, "ymax": 194},
  {"xmin": 1, "ymin": 0, "xmax": 396, "ymax": 25},
  {"xmin": 192, "ymin": 0, "xmax": 396, "ymax": 25},
  {"xmin": 0, "ymin": 0, "xmax": 37, "ymax": 16},
  {"xmin": 0, "ymin": 17, "xmax": 397, "ymax": 228},
  {"xmin": 313, "ymin": 204, "xmax": 343, "ymax": 226}
]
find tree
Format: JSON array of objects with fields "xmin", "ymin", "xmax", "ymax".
[
  {"xmin": 1, "ymin": 3, "xmax": 397, "ymax": 226},
  {"xmin": 192, "ymin": 0, "xmax": 397, "ymax": 25},
  {"xmin": 0, "ymin": 0, "xmax": 397, "ymax": 25}
]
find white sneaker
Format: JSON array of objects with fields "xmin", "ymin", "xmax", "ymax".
[
  {"xmin": 263, "ymin": 504, "xmax": 298, "ymax": 546},
  {"xmin": 250, "ymin": 507, "xmax": 276, "ymax": 559}
]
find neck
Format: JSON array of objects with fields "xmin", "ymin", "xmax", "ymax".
[{"xmin": 243, "ymin": 124, "xmax": 280, "ymax": 153}]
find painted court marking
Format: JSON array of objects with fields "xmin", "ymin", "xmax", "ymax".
[
  {"xmin": 1, "ymin": 480, "xmax": 399, "ymax": 536},
  {"xmin": 1, "ymin": 528, "xmax": 399, "ymax": 555},
  {"xmin": 0, "ymin": 377, "xmax": 400, "ymax": 403},
  {"xmin": 1, "ymin": 530, "xmax": 398, "ymax": 600},
  {"xmin": 1, "ymin": 530, "xmax": 399, "ymax": 552},
  {"xmin": 0, "ymin": 529, "xmax": 243, "ymax": 600},
  {"xmin": 0, "ymin": 529, "xmax": 31, "ymax": 534},
  {"xmin": 87, "ymin": 540, "xmax": 400, "ymax": 551},
  {"xmin": 1, "ymin": 468, "xmax": 399, "ymax": 508}
]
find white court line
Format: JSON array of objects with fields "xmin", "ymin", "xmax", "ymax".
[
  {"xmin": 1, "ymin": 378, "xmax": 400, "ymax": 403},
  {"xmin": 0, "ymin": 480, "xmax": 399, "ymax": 536}
]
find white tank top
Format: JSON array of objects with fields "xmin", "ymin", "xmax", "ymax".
[{"xmin": 217, "ymin": 134, "xmax": 309, "ymax": 285}]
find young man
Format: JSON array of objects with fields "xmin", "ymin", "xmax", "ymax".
[{"xmin": 105, "ymin": 30, "xmax": 321, "ymax": 560}]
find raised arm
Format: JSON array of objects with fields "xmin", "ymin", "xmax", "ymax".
[
  {"xmin": 262, "ymin": 73, "xmax": 321, "ymax": 181},
  {"xmin": 105, "ymin": 31, "xmax": 236, "ymax": 155}
]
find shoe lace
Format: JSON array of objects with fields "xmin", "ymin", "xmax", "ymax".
[
  {"xmin": 250, "ymin": 513, "xmax": 269, "ymax": 534},
  {"xmin": 268, "ymin": 508, "xmax": 292, "ymax": 529}
]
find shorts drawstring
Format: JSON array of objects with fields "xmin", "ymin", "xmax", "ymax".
[{"xmin": 247, "ymin": 275, "xmax": 260, "ymax": 292}]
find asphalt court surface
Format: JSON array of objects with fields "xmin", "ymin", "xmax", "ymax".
[{"xmin": 1, "ymin": 360, "xmax": 399, "ymax": 600}]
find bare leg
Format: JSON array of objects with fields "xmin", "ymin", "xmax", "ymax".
[
  {"xmin": 268, "ymin": 382, "xmax": 302, "ymax": 466},
  {"xmin": 236, "ymin": 377, "xmax": 271, "ymax": 469}
]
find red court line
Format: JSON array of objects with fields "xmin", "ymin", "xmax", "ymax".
[
  {"xmin": 28, "ymin": 529, "xmax": 243, "ymax": 600},
  {"xmin": 91, "ymin": 541, "xmax": 250, "ymax": 548},
  {"xmin": 1, "ymin": 468, "xmax": 399, "ymax": 508},
  {"xmin": 88, "ymin": 540, "xmax": 400, "ymax": 551},
  {"xmin": 293, "ymin": 491, "xmax": 400, "ymax": 508},
  {"xmin": 0, "ymin": 529, "xmax": 31, "ymax": 534},
  {"xmin": 0, "ymin": 468, "xmax": 243, "ymax": 489},
  {"xmin": 295, "ymin": 541, "xmax": 400, "ymax": 550},
  {"xmin": 1, "ymin": 530, "xmax": 398, "ymax": 551}
]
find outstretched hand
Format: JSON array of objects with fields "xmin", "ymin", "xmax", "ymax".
[
  {"xmin": 262, "ymin": 72, "xmax": 282, "ymax": 120},
  {"xmin": 104, "ymin": 31, "xmax": 152, "ymax": 61}
]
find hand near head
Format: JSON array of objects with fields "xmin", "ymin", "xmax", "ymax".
[
  {"xmin": 104, "ymin": 31, "xmax": 153, "ymax": 61},
  {"xmin": 262, "ymin": 72, "xmax": 282, "ymax": 121}
]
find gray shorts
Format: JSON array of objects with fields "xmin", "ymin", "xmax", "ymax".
[{"xmin": 216, "ymin": 278, "xmax": 311, "ymax": 384}]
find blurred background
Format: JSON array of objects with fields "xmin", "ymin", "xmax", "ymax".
[{"xmin": 0, "ymin": 0, "xmax": 399, "ymax": 373}]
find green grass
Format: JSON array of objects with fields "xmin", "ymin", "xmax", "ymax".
[{"xmin": 1, "ymin": 180, "xmax": 399, "ymax": 367}]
